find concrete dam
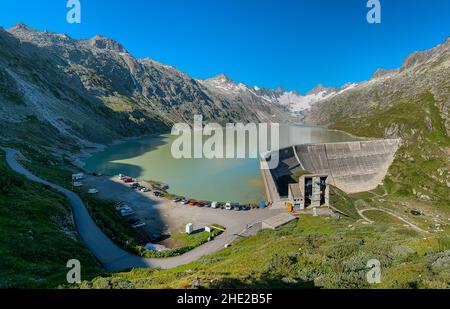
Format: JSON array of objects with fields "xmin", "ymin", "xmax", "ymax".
[{"xmin": 268, "ymin": 139, "xmax": 400, "ymax": 197}]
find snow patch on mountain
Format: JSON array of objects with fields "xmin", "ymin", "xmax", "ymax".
[{"xmin": 199, "ymin": 74, "xmax": 358, "ymax": 114}]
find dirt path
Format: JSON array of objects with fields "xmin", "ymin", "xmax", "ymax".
[{"xmin": 356, "ymin": 202, "xmax": 427, "ymax": 233}]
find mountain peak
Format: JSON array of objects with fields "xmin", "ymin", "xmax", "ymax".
[
  {"xmin": 306, "ymin": 84, "xmax": 327, "ymax": 95},
  {"xmin": 371, "ymin": 68, "xmax": 398, "ymax": 79},
  {"xmin": 8, "ymin": 23, "xmax": 36, "ymax": 33},
  {"xmin": 210, "ymin": 73, "xmax": 233, "ymax": 83},
  {"xmin": 84, "ymin": 34, "xmax": 127, "ymax": 53}
]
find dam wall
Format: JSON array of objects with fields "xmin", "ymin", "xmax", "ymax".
[{"xmin": 293, "ymin": 139, "xmax": 400, "ymax": 194}]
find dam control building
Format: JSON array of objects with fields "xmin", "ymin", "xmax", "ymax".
[{"xmin": 288, "ymin": 174, "xmax": 330, "ymax": 210}]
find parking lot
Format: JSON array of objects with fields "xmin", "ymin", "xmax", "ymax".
[{"xmin": 83, "ymin": 175, "xmax": 283, "ymax": 248}]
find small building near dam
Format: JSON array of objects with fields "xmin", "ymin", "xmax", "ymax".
[{"xmin": 288, "ymin": 174, "xmax": 330, "ymax": 210}]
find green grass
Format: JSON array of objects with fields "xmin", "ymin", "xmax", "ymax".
[
  {"xmin": 80, "ymin": 215, "xmax": 449, "ymax": 289},
  {"xmin": 0, "ymin": 150, "xmax": 102, "ymax": 288},
  {"xmin": 329, "ymin": 186, "xmax": 361, "ymax": 219},
  {"xmin": 2, "ymin": 90, "xmax": 449, "ymax": 289},
  {"xmin": 9, "ymin": 149, "xmax": 222, "ymax": 260},
  {"xmin": 330, "ymin": 93, "xmax": 450, "ymax": 210},
  {"xmin": 137, "ymin": 228, "xmax": 223, "ymax": 259},
  {"xmin": 159, "ymin": 229, "xmax": 223, "ymax": 252},
  {"xmin": 363, "ymin": 210, "xmax": 405, "ymax": 225},
  {"xmin": 77, "ymin": 92, "xmax": 450, "ymax": 289}
]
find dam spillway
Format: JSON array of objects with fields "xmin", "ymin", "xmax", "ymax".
[{"xmin": 269, "ymin": 139, "xmax": 400, "ymax": 196}]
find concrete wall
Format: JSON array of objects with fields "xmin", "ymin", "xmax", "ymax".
[{"xmin": 293, "ymin": 139, "xmax": 400, "ymax": 194}]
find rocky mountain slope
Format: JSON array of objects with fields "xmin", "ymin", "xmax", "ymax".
[
  {"xmin": 305, "ymin": 37, "xmax": 450, "ymax": 136},
  {"xmin": 0, "ymin": 23, "xmax": 293, "ymax": 153},
  {"xmin": 305, "ymin": 37, "xmax": 450, "ymax": 209},
  {"xmin": 199, "ymin": 73, "xmax": 357, "ymax": 116}
]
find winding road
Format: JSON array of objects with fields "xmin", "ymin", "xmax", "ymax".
[{"xmin": 2, "ymin": 147, "xmax": 275, "ymax": 271}]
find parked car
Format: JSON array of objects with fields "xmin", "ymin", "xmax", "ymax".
[
  {"xmin": 120, "ymin": 209, "xmax": 135, "ymax": 217},
  {"xmin": 120, "ymin": 206, "xmax": 132, "ymax": 212},
  {"xmin": 172, "ymin": 197, "xmax": 182, "ymax": 202},
  {"xmin": 211, "ymin": 201, "xmax": 219, "ymax": 209},
  {"xmin": 225, "ymin": 202, "xmax": 232, "ymax": 210},
  {"xmin": 201, "ymin": 201, "xmax": 211, "ymax": 207},
  {"xmin": 140, "ymin": 187, "xmax": 150, "ymax": 192},
  {"xmin": 181, "ymin": 199, "xmax": 189, "ymax": 205},
  {"xmin": 73, "ymin": 181, "xmax": 83, "ymax": 187},
  {"xmin": 132, "ymin": 221, "xmax": 146, "ymax": 229},
  {"xmin": 188, "ymin": 199, "xmax": 197, "ymax": 206},
  {"xmin": 115, "ymin": 203, "xmax": 131, "ymax": 211},
  {"xmin": 154, "ymin": 191, "xmax": 164, "ymax": 197},
  {"xmin": 195, "ymin": 202, "xmax": 205, "ymax": 208}
]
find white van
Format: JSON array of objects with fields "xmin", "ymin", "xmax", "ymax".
[
  {"xmin": 72, "ymin": 173, "xmax": 84, "ymax": 181},
  {"xmin": 211, "ymin": 201, "xmax": 219, "ymax": 209}
]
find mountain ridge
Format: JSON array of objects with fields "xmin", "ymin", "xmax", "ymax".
[
  {"xmin": 0, "ymin": 23, "xmax": 294, "ymax": 155},
  {"xmin": 305, "ymin": 36, "xmax": 450, "ymax": 136}
]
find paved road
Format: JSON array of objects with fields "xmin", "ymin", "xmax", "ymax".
[{"xmin": 2, "ymin": 147, "xmax": 280, "ymax": 271}]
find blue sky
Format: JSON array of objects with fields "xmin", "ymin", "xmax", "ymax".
[{"xmin": 0, "ymin": 0, "xmax": 449, "ymax": 93}]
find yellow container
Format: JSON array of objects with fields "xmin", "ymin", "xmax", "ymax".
[{"xmin": 285, "ymin": 202, "xmax": 293, "ymax": 212}]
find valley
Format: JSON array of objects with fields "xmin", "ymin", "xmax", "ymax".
[{"xmin": 0, "ymin": 23, "xmax": 449, "ymax": 289}]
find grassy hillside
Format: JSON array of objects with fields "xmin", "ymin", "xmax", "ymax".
[
  {"xmin": 330, "ymin": 92, "xmax": 450, "ymax": 220},
  {"xmin": 1, "ymin": 91, "xmax": 448, "ymax": 289},
  {"xmin": 80, "ymin": 215, "xmax": 449, "ymax": 289},
  {"xmin": 1, "ymin": 144, "xmax": 220, "ymax": 261},
  {"xmin": 0, "ymin": 150, "xmax": 102, "ymax": 288},
  {"xmin": 77, "ymin": 92, "xmax": 450, "ymax": 290}
]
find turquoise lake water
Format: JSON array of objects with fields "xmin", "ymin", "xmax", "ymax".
[{"xmin": 84, "ymin": 125, "xmax": 356, "ymax": 203}]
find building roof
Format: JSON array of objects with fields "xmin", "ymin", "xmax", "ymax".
[
  {"xmin": 262, "ymin": 213, "xmax": 298, "ymax": 230},
  {"xmin": 288, "ymin": 183, "xmax": 303, "ymax": 200}
]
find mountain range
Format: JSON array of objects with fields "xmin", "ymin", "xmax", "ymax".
[
  {"xmin": 305, "ymin": 37, "xmax": 450, "ymax": 136},
  {"xmin": 0, "ymin": 23, "xmax": 295, "ymax": 152},
  {"xmin": 0, "ymin": 23, "xmax": 449, "ymax": 154}
]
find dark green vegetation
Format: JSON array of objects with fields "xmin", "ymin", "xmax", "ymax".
[
  {"xmin": 2, "ymin": 145, "xmax": 224, "ymax": 261},
  {"xmin": 137, "ymin": 229, "xmax": 223, "ymax": 259},
  {"xmin": 80, "ymin": 215, "xmax": 449, "ymax": 289},
  {"xmin": 329, "ymin": 186, "xmax": 361, "ymax": 219},
  {"xmin": 0, "ymin": 151, "xmax": 102, "ymax": 288},
  {"xmin": 13, "ymin": 147, "xmax": 217, "ymax": 260},
  {"xmin": 75, "ymin": 191, "xmax": 221, "ymax": 259},
  {"xmin": 331, "ymin": 93, "xmax": 450, "ymax": 222},
  {"xmin": 80, "ymin": 92, "xmax": 450, "ymax": 289},
  {"xmin": 75, "ymin": 191, "xmax": 149, "ymax": 252},
  {"xmin": 332, "ymin": 93, "xmax": 449, "ymax": 202}
]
